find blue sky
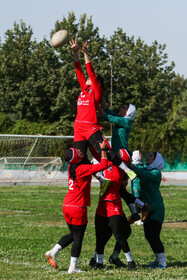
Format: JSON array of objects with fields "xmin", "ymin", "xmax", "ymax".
[{"xmin": 1, "ymin": 0, "xmax": 187, "ymax": 77}]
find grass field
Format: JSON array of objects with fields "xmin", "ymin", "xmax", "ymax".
[{"xmin": 0, "ymin": 184, "xmax": 187, "ymax": 280}]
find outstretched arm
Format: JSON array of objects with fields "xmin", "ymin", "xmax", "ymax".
[
  {"xmin": 82, "ymin": 41, "xmax": 103, "ymax": 103},
  {"xmin": 70, "ymin": 38, "xmax": 86, "ymax": 88},
  {"xmin": 81, "ymin": 41, "xmax": 90, "ymax": 63},
  {"xmin": 99, "ymin": 98, "xmax": 117, "ymax": 117},
  {"xmin": 69, "ymin": 38, "xmax": 80, "ymax": 62}
]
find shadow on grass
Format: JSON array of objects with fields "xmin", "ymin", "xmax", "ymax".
[
  {"xmin": 167, "ymin": 261, "xmax": 187, "ymax": 268},
  {"xmin": 140, "ymin": 261, "xmax": 187, "ymax": 269}
]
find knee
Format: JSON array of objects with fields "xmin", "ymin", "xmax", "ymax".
[{"xmin": 125, "ymin": 225, "xmax": 131, "ymax": 239}]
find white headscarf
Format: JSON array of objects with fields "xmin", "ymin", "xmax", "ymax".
[
  {"xmin": 125, "ymin": 104, "xmax": 136, "ymax": 120},
  {"xmin": 147, "ymin": 152, "xmax": 165, "ymax": 171},
  {"xmin": 132, "ymin": 150, "xmax": 142, "ymax": 165}
]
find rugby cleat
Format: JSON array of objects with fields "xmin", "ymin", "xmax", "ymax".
[
  {"xmin": 134, "ymin": 219, "xmax": 143, "ymax": 225},
  {"xmin": 68, "ymin": 266, "xmax": 82, "ymax": 274},
  {"xmin": 128, "ymin": 213, "xmax": 141, "ymax": 225},
  {"xmin": 128, "ymin": 261, "xmax": 136, "ymax": 270},
  {"xmin": 92, "ymin": 263, "xmax": 105, "ymax": 269},
  {"xmin": 147, "ymin": 260, "xmax": 159, "ymax": 267},
  {"xmin": 109, "ymin": 255, "xmax": 127, "ymax": 267},
  {"xmin": 89, "ymin": 257, "xmax": 96, "ymax": 267},
  {"xmin": 149, "ymin": 264, "xmax": 167, "ymax": 269},
  {"xmin": 45, "ymin": 251, "xmax": 58, "ymax": 269}
]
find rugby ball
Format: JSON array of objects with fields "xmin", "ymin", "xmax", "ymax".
[{"xmin": 51, "ymin": 30, "xmax": 69, "ymax": 48}]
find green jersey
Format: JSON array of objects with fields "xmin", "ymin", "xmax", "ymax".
[
  {"xmin": 103, "ymin": 107, "xmax": 133, "ymax": 153},
  {"xmin": 132, "ymin": 166, "xmax": 165, "ymax": 223},
  {"xmin": 131, "ymin": 164, "xmax": 144, "ymax": 198}
]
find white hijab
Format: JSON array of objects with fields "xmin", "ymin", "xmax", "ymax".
[
  {"xmin": 132, "ymin": 150, "xmax": 142, "ymax": 165},
  {"xmin": 147, "ymin": 152, "xmax": 165, "ymax": 171},
  {"xmin": 125, "ymin": 104, "xmax": 136, "ymax": 120}
]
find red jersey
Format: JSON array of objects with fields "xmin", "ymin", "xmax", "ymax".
[
  {"xmin": 101, "ymin": 164, "xmax": 124, "ymax": 201},
  {"xmin": 63, "ymin": 158, "xmax": 108, "ymax": 207},
  {"xmin": 75, "ymin": 61, "xmax": 103, "ymax": 124},
  {"xmin": 90, "ymin": 145, "xmax": 124, "ymax": 202}
]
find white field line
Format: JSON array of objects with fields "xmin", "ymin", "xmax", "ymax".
[
  {"xmin": 1, "ymin": 259, "xmax": 53, "ymax": 270},
  {"xmin": 1, "ymin": 259, "xmax": 85, "ymax": 274},
  {"xmin": 4, "ymin": 210, "xmax": 31, "ymax": 213}
]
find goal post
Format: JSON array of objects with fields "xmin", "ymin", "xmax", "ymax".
[
  {"xmin": 0, "ymin": 134, "xmax": 111, "ymax": 185},
  {"xmin": 0, "ymin": 134, "xmax": 73, "ymax": 185}
]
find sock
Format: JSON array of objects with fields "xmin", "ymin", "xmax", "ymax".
[
  {"xmin": 94, "ymin": 172, "xmax": 105, "ymax": 184},
  {"xmin": 124, "ymin": 251, "xmax": 134, "ymax": 262},
  {"xmin": 119, "ymin": 162, "xmax": 131, "ymax": 173},
  {"xmin": 112, "ymin": 250, "xmax": 119, "ymax": 260},
  {"xmin": 96, "ymin": 254, "xmax": 104, "ymax": 264},
  {"xmin": 51, "ymin": 244, "xmax": 62, "ymax": 256},
  {"xmin": 135, "ymin": 198, "xmax": 144, "ymax": 208},
  {"xmin": 128, "ymin": 203, "xmax": 137, "ymax": 214},
  {"xmin": 158, "ymin": 252, "xmax": 166, "ymax": 266},
  {"xmin": 70, "ymin": 256, "xmax": 78, "ymax": 268}
]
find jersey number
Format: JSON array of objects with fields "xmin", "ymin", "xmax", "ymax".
[{"xmin": 68, "ymin": 179, "xmax": 74, "ymax": 190}]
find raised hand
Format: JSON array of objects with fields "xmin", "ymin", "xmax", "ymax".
[
  {"xmin": 81, "ymin": 41, "xmax": 89, "ymax": 54},
  {"xmin": 69, "ymin": 38, "xmax": 80, "ymax": 52}
]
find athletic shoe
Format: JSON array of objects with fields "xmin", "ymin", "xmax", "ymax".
[
  {"xmin": 134, "ymin": 220, "xmax": 143, "ymax": 225},
  {"xmin": 126, "ymin": 170, "xmax": 137, "ymax": 181},
  {"xmin": 45, "ymin": 250, "xmax": 58, "ymax": 269},
  {"xmin": 128, "ymin": 261, "xmax": 136, "ymax": 270},
  {"xmin": 147, "ymin": 260, "xmax": 159, "ymax": 267},
  {"xmin": 109, "ymin": 255, "xmax": 127, "ymax": 268},
  {"xmin": 100, "ymin": 179, "xmax": 111, "ymax": 197},
  {"xmin": 89, "ymin": 257, "xmax": 96, "ymax": 267},
  {"xmin": 92, "ymin": 262, "xmax": 105, "ymax": 269},
  {"xmin": 141, "ymin": 204, "xmax": 151, "ymax": 222},
  {"xmin": 149, "ymin": 264, "xmax": 167, "ymax": 269},
  {"xmin": 68, "ymin": 266, "xmax": 82, "ymax": 274},
  {"xmin": 128, "ymin": 213, "xmax": 141, "ymax": 225}
]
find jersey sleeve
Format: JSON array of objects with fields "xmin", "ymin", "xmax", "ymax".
[
  {"xmin": 103, "ymin": 113, "xmax": 132, "ymax": 129},
  {"xmin": 132, "ymin": 166, "xmax": 161, "ymax": 183},
  {"xmin": 86, "ymin": 62, "xmax": 103, "ymax": 103},
  {"xmin": 75, "ymin": 61, "xmax": 87, "ymax": 89},
  {"xmin": 105, "ymin": 107, "xmax": 118, "ymax": 116},
  {"xmin": 77, "ymin": 158, "xmax": 108, "ymax": 179},
  {"xmin": 131, "ymin": 176, "xmax": 141, "ymax": 196}
]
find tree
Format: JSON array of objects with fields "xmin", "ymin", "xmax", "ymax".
[
  {"xmin": 0, "ymin": 21, "xmax": 34, "ymax": 117},
  {"xmin": 106, "ymin": 28, "xmax": 177, "ymax": 124},
  {"xmin": 0, "ymin": 14, "xmax": 186, "ymax": 163},
  {"xmin": 0, "ymin": 21, "xmax": 61, "ymax": 122}
]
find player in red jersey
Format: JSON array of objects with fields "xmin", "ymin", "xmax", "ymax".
[
  {"xmin": 69, "ymin": 38, "xmax": 104, "ymax": 155},
  {"xmin": 69, "ymin": 39, "xmax": 136, "ymax": 183},
  {"xmin": 45, "ymin": 140, "xmax": 108, "ymax": 274},
  {"xmin": 88, "ymin": 146, "xmax": 137, "ymax": 270}
]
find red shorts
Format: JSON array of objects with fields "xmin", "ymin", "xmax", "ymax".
[
  {"xmin": 74, "ymin": 122, "xmax": 101, "ymax": 141},
  {"xmin": 63, "ymin": 205, "xmax": 88, "ymax": 225},
  {"xmin": 96, "ymin": 200, "xmax": 123, "ymax": 218}
]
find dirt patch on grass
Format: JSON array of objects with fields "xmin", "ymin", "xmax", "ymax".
[{"xmin": 163, "ymin": 222, "xmax": 187, "ymax": 229}]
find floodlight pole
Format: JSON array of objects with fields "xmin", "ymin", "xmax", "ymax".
[{"xmin": 110, "ymin": 63, "xmax": 113, "ymax": 136}]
